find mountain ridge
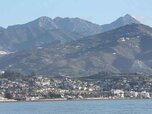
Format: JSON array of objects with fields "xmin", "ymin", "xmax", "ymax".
[
  {"xmin": 0, "ymin": 14, "xmax": 141, "ymax": 52},
  {"xmin": 0, "ymin": 24, "xmax": 152, "ymax": 77}
]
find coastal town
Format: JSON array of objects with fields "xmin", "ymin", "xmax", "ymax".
[{"xmin": 0, "ymin": 71, "xmax": 152, "ymax": 101}]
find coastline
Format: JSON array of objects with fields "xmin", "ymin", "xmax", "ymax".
[
  {"xmin": 0, "ymin": 97, "xmax": 149, "ymax": 103},
  {"xmin": 0, "ymin": 99, "xmax": 17, "ymax": 103}
]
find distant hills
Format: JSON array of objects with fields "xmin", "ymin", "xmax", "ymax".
[
  {"xmin": 0, "ymin": 14, "xmax": 139, "ymax": 52},
  {"xmin": 1, "ymin": 14, "xmax": 152, "ymax": 77}
]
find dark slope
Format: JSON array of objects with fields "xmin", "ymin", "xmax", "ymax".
[{"xmin": 0, "ymin": 24, "xmax": 152, "ymax": 76}]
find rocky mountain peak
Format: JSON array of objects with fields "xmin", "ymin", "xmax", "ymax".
[
  {"xmin": 115, "ymin": 14, "xmax": 140, "ymax": 25},
  {"xmin": 37, "ymin": 16, "xmax": 52, "ymax": 23},
  {"xmin": 29, "ymin": 16, "xmax": 58, "ymax": 30},
  {"xmin": 123, "ymin": 14, "xmax": 133, "ymax": 18},
  {"xmin": 101, "ymin": 14, "xmax": 141, "ymax": 32}
]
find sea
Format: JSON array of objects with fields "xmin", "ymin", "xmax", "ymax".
[{"xmin": 0, "ymin": 99, "xmax": 152, "ymax": 114}]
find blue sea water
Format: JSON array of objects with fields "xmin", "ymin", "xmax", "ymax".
[{"xmin": 0, "ymin": 99, "xmax": 152, "ymax": 114}]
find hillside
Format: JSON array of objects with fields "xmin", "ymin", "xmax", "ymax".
[
  {"xmin": 0, "ymin": 24, "xmax": 152, "ymax": 76},
  {"xmin": 0, "ymin": 14, "xmax": 139, "ymax": 52}
]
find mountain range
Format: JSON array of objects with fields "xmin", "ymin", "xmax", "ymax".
[
  {"xmin": 0, "ymin": 14, "xmax": 152, "ymax": 77},
  {"xmin": 0, "ymin": 14, "xmax": 139, "ymax": 52}
]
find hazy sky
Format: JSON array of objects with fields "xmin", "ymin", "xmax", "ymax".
[{"xmin": 0, "ymin": 0, "xmax": 152, "ymax": 27}]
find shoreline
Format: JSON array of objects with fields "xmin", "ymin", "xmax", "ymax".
[{"xmin": 0, "ymin": 97, "xmax": 150, "ymax": 103}]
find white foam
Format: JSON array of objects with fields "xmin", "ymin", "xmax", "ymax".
[{"xmin": 0, "ymin": 51, "xmax": 9, "ymax": 55}]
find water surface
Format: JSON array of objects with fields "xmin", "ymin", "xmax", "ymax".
[{"xmin": 0, "ymin": 99, "xmax": 152, "ymax": 114}]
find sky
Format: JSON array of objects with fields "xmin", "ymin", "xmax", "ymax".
[{"xmin": 0, "ymin": 0, "xmax": 152, "ymax": 27}]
